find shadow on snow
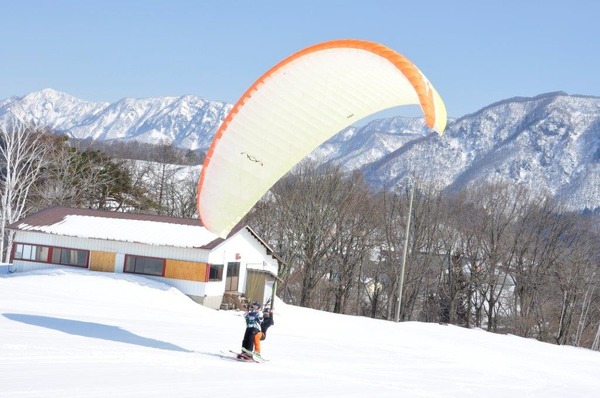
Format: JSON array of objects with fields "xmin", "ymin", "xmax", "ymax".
[{"xmin": 3, "ymin": 313, "xmax": 192, "ymax": 352}]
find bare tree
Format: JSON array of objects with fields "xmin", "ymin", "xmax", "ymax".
[
  {"xmin": 0, "ymin": 117, "xmax": 50, "ymax": 262},
  {"xmin": 440, "ymin": 192, "xmax": 487, "ymax": 327},
  {"xmin": 327, "ymin": 171, "xmax": 379, "ymax": 314},
  {"xmin": 378, "ymin": 189, "xmax": 408, "ymax": 320},
  {"xmin": 467, "ymin": 182, "xmax": 529, "ymax": 331},
  {"xmin": 361, "ymin": 249, "xmax": 389, "ymax": 318},
  {"xmin": 30, "ymin": 135, "xmax": 79, "ymax": 209},
  {"xmin": 152, "ymin": 142, "xmax": 179, "ymax": 213},
  {"xmin": 402, "ymin": 182, "xmax": 447, "ymax": 321},
  {"xmin": 161, "ymin": 168, "xmax": 200, "ymax": 218},
  {"xmin": 287, "ymin": 162, "xmax": 350, "ymax": 307},
  {"xmin": 507, "ymin": 196, "xmax": 565, "ymax": 338},
  {"xmin": 552, "ymin": 215, "xmax": 597, "ymax": 345},
  {"xmin": 140, "ymin": 142, "xmax": 186, "ymax": 215}
]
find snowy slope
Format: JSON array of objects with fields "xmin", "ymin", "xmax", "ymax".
[{"xmin": 1, "ymin": 268, "xmax": 600, "ymax": 397}]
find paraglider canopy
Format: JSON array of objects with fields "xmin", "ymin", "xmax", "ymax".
[{"xmin": 197, "ymin": 39, "xmax": 447, "ymax": 237}]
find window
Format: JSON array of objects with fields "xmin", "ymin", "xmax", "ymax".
[
  {"xmin": 124, "ymin": 255, "xmax": 164, "ymax": 276},
  {"xmin": 51, "ymin": 247, "xmax": 88, "ymax": 267},
  {"xmin": 13, "ymin": 243, "xmax": 88, "ymax": 268},
  {"xmin": 13, "ymin": 244, "xmax": 50, "ymax": 262},
  {"xmin": 209, "ymin": 264, "xmax": 224, "ymax": 281}
]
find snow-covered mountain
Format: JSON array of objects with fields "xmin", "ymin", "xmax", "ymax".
[
  {"xmin": 0, "ymin": 88, "xmax": 232, "ymax": 150},
  {"xmin": 358, "ymin": 92, "xmax": 600, "ymax": 212},
  {"xmin": 308, "ymin": 92, "xmax": 600, "ymax": 212},
  {"xmin": 1, "ymin": 89, "xmax": 599, "ymax": 212}
]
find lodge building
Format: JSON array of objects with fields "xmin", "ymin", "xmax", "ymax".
[{"xmin": 6, "ymin": 207, "xmax": 279, "ymax": 310}]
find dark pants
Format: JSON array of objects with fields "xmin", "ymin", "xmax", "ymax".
[{"xmin": 242, "ymin": 327, "xmax": 258, "ymax": 352}]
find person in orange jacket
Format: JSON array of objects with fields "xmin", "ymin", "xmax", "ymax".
[{"xmin": 253, "ymin": 305, "xmax": 274, "ymax": 355}]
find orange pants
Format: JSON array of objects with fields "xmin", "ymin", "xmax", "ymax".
[{"xmin": 253, "ymin": 331, "xmax": 265, "ymax": 353}]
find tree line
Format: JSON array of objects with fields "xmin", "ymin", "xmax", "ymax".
[
  {"xmin": 1, "ymin": 118, "xmax": 599, "ymax": 350},
  {"xmin": 245, "ymin": 161, "xmax": 600, "ymax": 350}
]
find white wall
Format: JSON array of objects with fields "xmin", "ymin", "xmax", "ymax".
[
  {"xmin": 207, "ymin": 228, "xmax": 279, "ymax": 294},
  {"xmin": 12, "ymin": 231, "xmax": 212, "ymax": 263},
  {"xmin": 10, "ymin": 227, "xmax": 279, "ymax": 309}
]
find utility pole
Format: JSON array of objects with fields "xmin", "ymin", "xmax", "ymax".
[{"xmin": 395, "ymin": 183, "xmax": 414, "ymax": 322}]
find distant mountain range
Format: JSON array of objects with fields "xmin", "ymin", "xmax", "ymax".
[
  {"xmin": 0, "ymin": 88, "xmax": 232, "ymax": 151},
  {"xmin": 1, "ymin": 88, "xmax": 599, "ymax": 212}
]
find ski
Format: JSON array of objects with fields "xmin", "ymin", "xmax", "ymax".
[
  {"xmin": 218, "ymin": 350, "xmax": 257, "ymax": 363},
  {"xmin": 219, "ymin": 350, "xmax": 259, "ymax": 363},
  {"xmin": 241, "ymin": 347, "xmax": 268, "ymax": 362}
]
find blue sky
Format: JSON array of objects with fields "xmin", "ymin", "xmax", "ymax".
[{"xmin": 1, "ymin": 0, "xmax": 599, "ymax": 118}]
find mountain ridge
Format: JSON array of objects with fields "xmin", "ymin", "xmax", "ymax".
[{"xmin": 1, "ymin": 88, "xmax": 599, "ymax": 212}]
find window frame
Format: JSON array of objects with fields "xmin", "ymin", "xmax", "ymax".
[
  {"xmin": 12, "ymin": 243, "xmax": 51, "ymax": 263},
  {"xmin": 208, "ymin": 264, "xmax": 224, "ymax": 281},
  {"xmin": 12, "ymin": 242, "xmax": 89, "ymax": 268},
  {"xmin": 124, "ymin": 254, "xmax": 165, "ymax": 277},
  {"xmin": 50, "ymin": 246, "xmax": 89, "ymax": 268}
]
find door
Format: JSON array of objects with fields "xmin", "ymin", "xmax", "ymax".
[{"xmin": 225, "ymin": 261, "xmax": 240, "ymax": 291}]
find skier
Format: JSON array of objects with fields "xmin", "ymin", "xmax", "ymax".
[
  {"xmin": 238, "ymin": 301, "xmax": 263, "ymax": 359},
  {"xmin": 253, "ymin": 305, "xmax": 274, "ymax": 356}
]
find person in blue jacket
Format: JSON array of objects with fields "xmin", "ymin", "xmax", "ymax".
[{"xmin": 239, "ymin": 301, "xmax": 263, "ymax": 359}]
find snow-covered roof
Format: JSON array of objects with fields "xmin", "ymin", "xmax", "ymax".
[{"xmin": 7, "ymin": 207, "xmax": 223, "ymax": 248}]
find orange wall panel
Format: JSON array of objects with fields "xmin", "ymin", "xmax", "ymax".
[
  {"xmin": 89, "ymin": 250, "xmax": 116, "ymax": 272},
  {"xmin": 165, "ymin": 259, "xmax": 207, "ymax": 282}
]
